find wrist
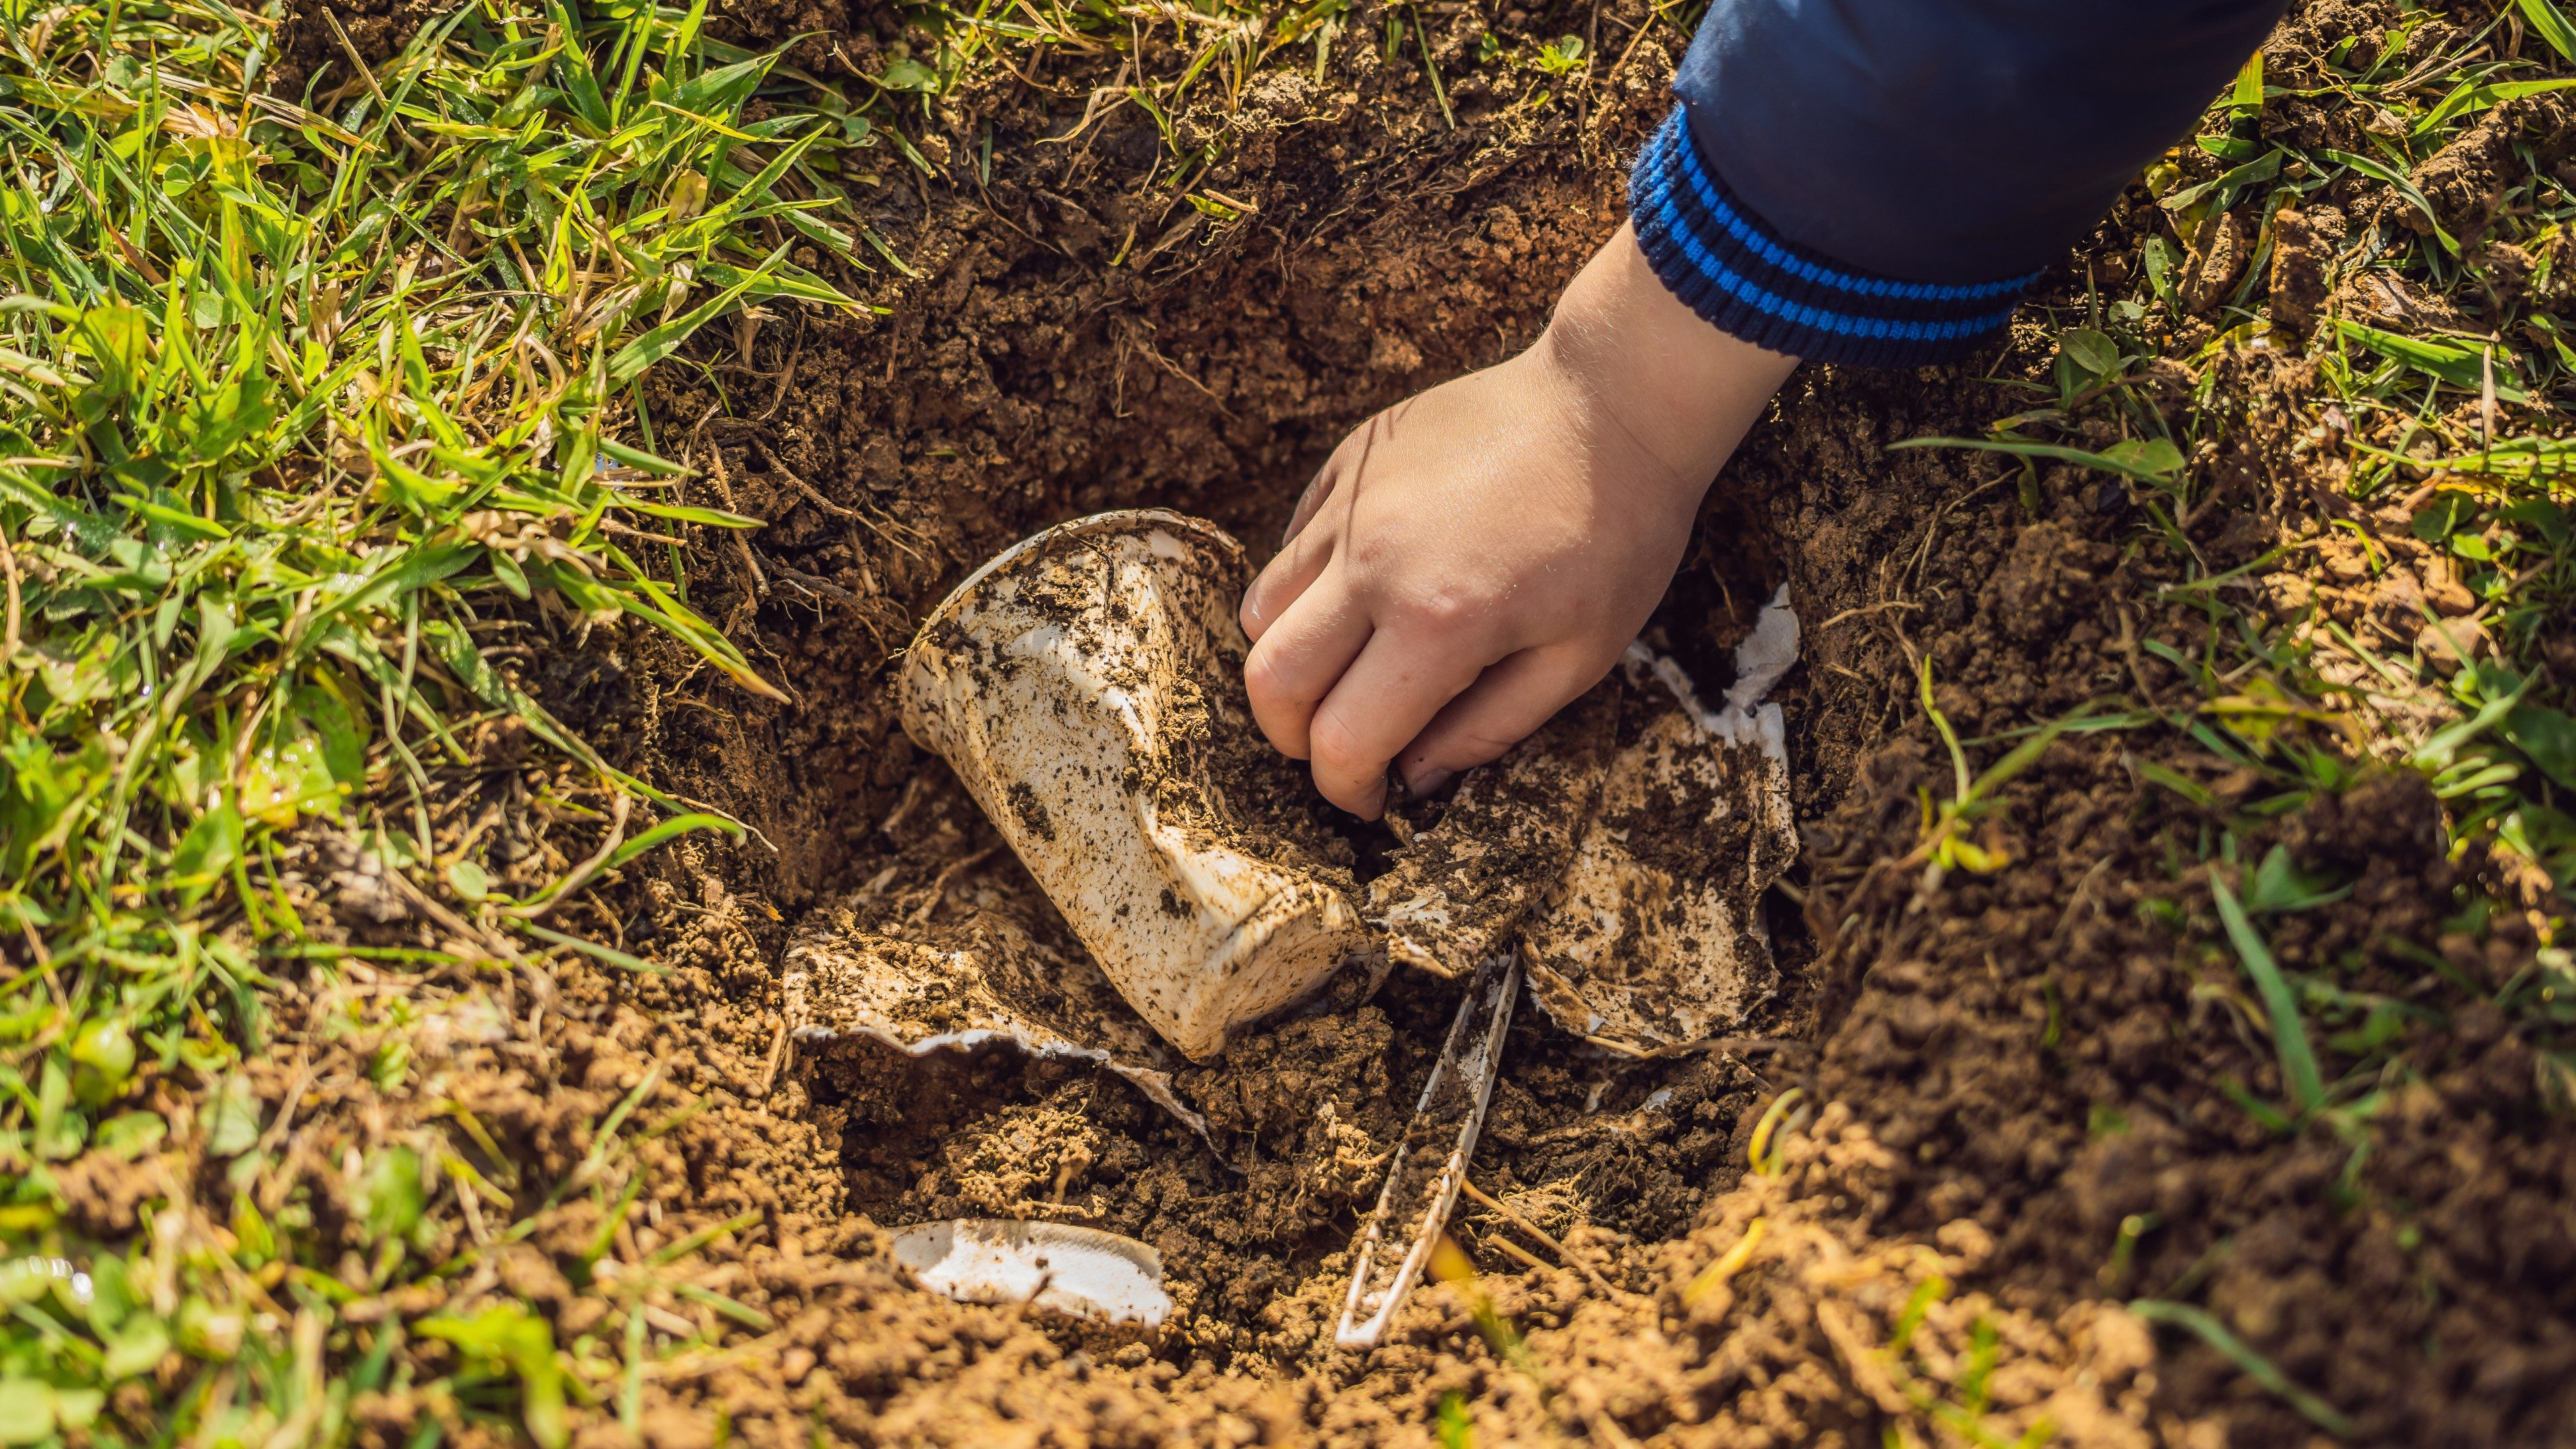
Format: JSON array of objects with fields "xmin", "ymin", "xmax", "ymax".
[{"xmin": 1537, "ymin": 221, "xmax": 1797, "ymax": 498}]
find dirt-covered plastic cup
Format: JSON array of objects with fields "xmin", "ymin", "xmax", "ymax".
[{"xmin": 898, "ymin": 509, "xmax": 1367, "ymax": 1061}]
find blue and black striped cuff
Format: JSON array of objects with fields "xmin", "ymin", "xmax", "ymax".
[{"xmin": 1629, "ymin": 107, "xmax": 2041, "ymax": 368}]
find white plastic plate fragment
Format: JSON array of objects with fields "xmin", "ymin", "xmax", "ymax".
[
  {"xmin": 898, "ymin": 510, "xmax": 1368, "ymax": 1061},
  {"xmin": 891, "ymin": 1220, "xmax": 1172, "ymax": 1328},
  {"xmin": 1520, "ymin": 588, "xmax": 1801, "ymax": 1055},
  {"xmin": 1359, "ymin": 588, "xmax": 1799, "ymax": 1053},
  {"xmin": 782, "ymin": 916, "xmax": 1214, "ymax": 1141}
]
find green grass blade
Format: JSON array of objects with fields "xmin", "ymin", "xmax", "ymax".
[
  {"xmin": 2517, "ymin": 0, "xmax": 2576, "ymax": 61},
  {"xmin": 2129, "ymin": 1300, "xmax": 2353, "ymax": 1436},
  {"xmin": 2210, "ymin": 873, "xmax": 2326, "ymax": 1112}
]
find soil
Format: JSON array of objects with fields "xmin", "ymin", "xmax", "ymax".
[{"xmin": 268, "ymin": 0, "xmax": 2576, "ymax": 1444}]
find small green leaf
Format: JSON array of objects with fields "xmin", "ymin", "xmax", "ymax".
[
  {"xmin": 667, "ymin": 54, "xmax": 773, "ymax": 115},
  {"xmin": 2231, "ymin": 47, "xmax": 2263, "ymax": 114},
  {"xmin": 419, "ymin": 1304, "xmax": 568, "ymax": 1449},
  {"xmin": 1890, "ymin": 433, "xmax": 2183, "ymax": 484},
  {"xmin": 2335, "ymin": 319, "xmax": 2526, "ymax": 400},
  {"xmin": 167, "ymin": 798, "xmax": 244, "ymax": 905},
  {"xmin": 0, "ymin": 1380, "xmax": 52, "ymax": 1446},
  {"xmin": 875, "ymin": 56, "xmax": 939, "ymax": 92},
  {"xmin": 2411, "ymin": 494, "xmax": 2475, "ymax": 542},
  {"xmin": 447, "ymin": 859, "xmax": 492, "ymax": 901},
  {"xmin": 2100, "ymin": 437, "xmax": 2185, "ymax": 478},
  {"xmin": 49, "ymin": 1387, "xmax": 102, "ymax": 1432},
  {"xmin": 2161, "ymin": 148, "xmax": 2279, "ymax": 213},
  {"xmin": 2503, "ymin": 704, "xmax": 2576, "ymax": 790},
  {"xmin": 362, "ymin": 1146, "xmax": 427, "ymax": 1242},
  {"xmin": 2211, "ymin": 873, "xmax": 2326, "ymax": 1113},
  {"xmin": 2243, "ymin": 845, "xmax": 2346, "ymax": 914},
  {"xmin": 95, "ymin": 1111, "xmax": 168, "ymax": 1160},
  {"xmin": 70, "ymin": 1017, "xmax": 135, "ymax": 1081},
  {"xmin": 623, "ymin": 500, "xmax": 765, "ymax": 529},
  {"xmin": 604, "ymin": 812, "xmax": 742, "ymax": 871},
  {"xmin": 70, "ymin": 1017, "xmax": 135, "ymax": 1106},
  {"xmin": 2413, "ymin": 76, "xmax": 2576, "ymax": 136},
  {"xmin": 205, "ymin": 1073, "xmax": 262, "ymax": 1157},
  {"xmin": 2129, "ymin": 1300, "xmax": 2353, "ymax": 1436},
  {"xmin": 2142, "ymin": 234, "xmax": 2178, "ymax": 307},
  {"xmin": 101, "ymin": 1313, "xmax": 171, "ymax": 1379},
  {"xmin": 2061, "ymin": 327, "xmax": 2121, "ymax": 375}
]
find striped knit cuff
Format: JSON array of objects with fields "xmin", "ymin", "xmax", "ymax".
[{"xmin": 1629, "ymin": 107, "xmax": 2042, "ymax": 368}]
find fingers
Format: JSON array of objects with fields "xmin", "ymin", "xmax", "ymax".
[
  {"xmin": 1240, "ymin": 519, "xmax": 1333, "ymax": 643},
  {"xmin": 1241, "ymin": 572, "xmax": 1373, "ymax": 760},
  {"xmin": 1395, "ymin": 646, "xmax": 1609, "ymax": 796},
  {"xmin": 1244, "ymin": 431, "xmax": 1364, "ymax": 640},
  {"xmin": 1305, "ymin": 629, "xmax": 1486, "ymax": 816},
  {"xmin": 1280, "ymin": 459, "xmax": 1340, "ymax": 547}
]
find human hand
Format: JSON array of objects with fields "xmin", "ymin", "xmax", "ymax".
[{"xmin": 1238, "ymin": 221, "xmax": 1796, "ymax": 817}]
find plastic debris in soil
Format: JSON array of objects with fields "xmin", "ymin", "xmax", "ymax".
[
  {"xmin": 1332, "ymin": 950, "xmax": 1519, "ymax": 1349},
  {"xmin": 786, "ymin": 515, "xmax": 1799, "ymax": 1344},
  {"xmin": 780, "ymin": 915, "xmax": 1214, "ymax": 1141},
  {"xmin": 889, "ymin": 1219, "xmax": 1172, "ymax": 1328},
  {"xmin": 1523, "ymin": 589, "xmax": 1798, "ymax": 1055},
  {"xmin": 895, "ymin": 509, "xmax": 1368, "ymax": 1062},
  {"xmin": 788, "ymin": 566, "xmax": 1794, "ymax": 1087}
]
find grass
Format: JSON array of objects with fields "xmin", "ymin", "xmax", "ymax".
[
  {"xmin": 0, "ymin": 0, "xmax": 1585, "ymax": 1436},
  {"xmin": 0, "ymin": 0, "xmax": 920, "ymax": 1439},
  {"xmin": 1913, "ymin": 0, "xmax": 2576, "ymax": 1081}
]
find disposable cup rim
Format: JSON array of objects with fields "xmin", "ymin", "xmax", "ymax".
[{"xmin": 910, "ymin": 508, "xmax": 1248, "ymax": 649}]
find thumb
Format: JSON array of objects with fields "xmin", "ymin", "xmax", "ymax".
[{"xmin": 1397, "ymin": 646, "xmax": 1609, "ymax": 794}]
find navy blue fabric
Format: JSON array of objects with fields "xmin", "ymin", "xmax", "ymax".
[
  {"xmin": 1633, "ymin": 0, "xmax": 2284, "ymax": 364},
  {"xmin": 1631, "ymin": 113, "xmax": 2043, "ymax": 366}
]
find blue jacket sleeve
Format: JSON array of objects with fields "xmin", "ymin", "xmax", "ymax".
[{"xmin": 1630, "ymin": 0, "xmax": 2286, "ymax": 366}]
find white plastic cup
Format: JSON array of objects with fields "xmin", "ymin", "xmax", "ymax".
[{"xmin": 897, "ymin": 510, "xmax": 1366, "ymax": 1061}]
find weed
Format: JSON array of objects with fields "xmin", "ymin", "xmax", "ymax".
[
  {"xmin": 1427, "ymin": 1232, "xmax": 1547, "ymax": 1391},
  {"xmin": 1907, "ymin": 661, "xmax": 2093, "ymax": 876},
  {"xmin": 2129, "ymin": 1299, "xmax": 2353, "ymax": 1437},
  {"xmin": 2210, "ymin": 871, "xmax": 2327, "ymax": 1111},
  {"xmin": 1435, "ymin": 1389, "xmax": 1475, "ymax": 1448}
]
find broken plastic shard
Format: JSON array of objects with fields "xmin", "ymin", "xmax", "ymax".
[
  {"xmin": 1333, "ymin": 951, "xmax": 1519, "ymax": 1350},
  {"xmin": 1360, "ymin": 588, "xmax": 1798, "ymax": 1053},
  {"xmin": 898, "ymin": 510, "xmax": 1368, "ymax": 1061},
  {"xmin": 1521, "ymin": 590, "xmax": 1799, "ymax": 1055},
  {"xmin": 890, "ymin": 1219, "xmax": 1172, "ymax": 1328},
  {"xmin": 782, "ymin": 917, "xmax": 1214, "ymax": 1142},
  {"xmin": 1362, "ymin": 686, "xmax": 1618, "ymax": 979}
]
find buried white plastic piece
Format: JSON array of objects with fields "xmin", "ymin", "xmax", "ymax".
[
  {"xmin": 897, "ymin": 510, "xmax": 1368, "ymax": 1062},
  {"xmin": 890, "ymin": 1220, "xmax": 1172, "ymax": 1328},
  {"xmin": 1332, "ymin": 952, "xmax": 1520, "ymax": 1351},
  {"xmin": 1519, "ymin": 588, "xmax": 1800, "ymax": 1056},
  {"xmin": 780, "ymin": 926, "xmax": 1215, "ymax": 1142}
]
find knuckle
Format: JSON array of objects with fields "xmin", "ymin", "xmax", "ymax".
[{"xmin": 1387, "ymin": 587, "xmax": 1479, "ymax": 638}]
